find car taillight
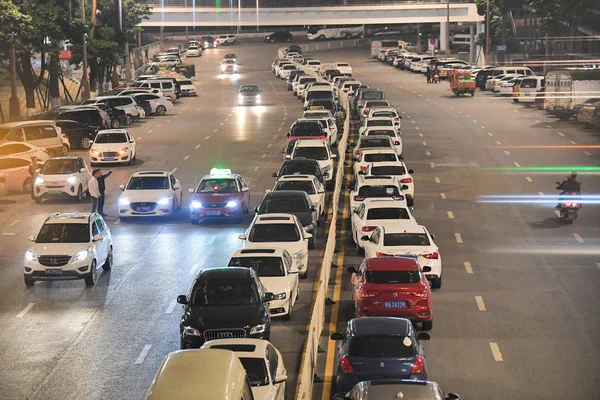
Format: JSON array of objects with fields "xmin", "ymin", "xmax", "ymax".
[
  {"xmin": 376, "ymin": 252, "xmax": 394, "ymax": 257},
  {"xmin": 339, "ymin": 356, "xmax": 355, "ymax": 375},
  {"xmin": 360, "ymin": 290, "xmax": 379, "ymax": 298},
  {"xmin": 423, "ymin": 252, "xmax": 439, "ymax": 260},
  {"xmin": 354, "ymin": 196, "xmax": 364, "ymax": 201},
  {"xmin": 564, "ymin": 202, "xmax": 579, "ymax": 207},
  {"xmin": 361, "ymin": 226, "xmax": 377, "ymax": 232},
  {"xmin": 358, "ymin": 99, "xmax": 363, "ymax": 106},
  {"xmin": 411, "ymin": 355, "xmax": 425, "ymax": 375},
  {"xmin": 413, "ymin": 289, "xmax": 428, "ymax": 298},
  {"xmin": 363, "ymin": 108, "xmax": 369, "ymax": 114},
  {"xmin": 360, "ymin": 166, "xmax": 367, "ymax": 172},
  {"xmin": 394, "ymin": 117, "xmax": 399, "ymax": 121},
  {"xmin": 400, "ymin": 177, "xmax": 412, "ymax": 183}
]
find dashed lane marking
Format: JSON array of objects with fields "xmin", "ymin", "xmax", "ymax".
[
  {"xmin": 166, "ymin": 120, "xmax": 171, "ymax": 123},
  {"xmin": 268, "ymin": 143, "xmax": 273, "ymax": 148},
  {"xmin": 135, "ymin": 345, "xmax": 152, "ymax": 365},
  {"xmin": 447, "ymin": 211, "xmax": 455, "ymax": 219},
  {"xmin": 557, "ymin": 132, "xmax": 565, "ymax": 136},
  {"xmin": 488, "ymin": 132, "xmax": 493, "ymax": 137},
  {"xmin": 165, "ymin": 300, "xmax": 177, "ymax": 314},
  {"xmin": 455, "ymin": 233, "xmax": 463, "ymax": 243},
  {"xmin": 464, "ymin": 261, "xmax": 473, "ymax": 274},
  {"xmin": 466, "ymin": 115, "xmax": 470, "ymax": 118},
  {"xmin": 525, "ymin": 177, "xmax": 533, "ymax": 182},
  {"xmin": 422, "ymin": 141, "xmax": 427, "ymax": 146},
  {"xmin": 183, "ymin": 155, "xmax": 190, "ymax": 161},
  {"xmin": 205, "ymin": 136, "xmax": 210, "ymax": 140},
  {"xmin": 435, "ymin": 177, "xmax": 440, "ymax": 183},
  {"xmin": 573, "ymin": 233, "xmax": 584, "ymax": 243},
  {"xmin": 157, "ymin": 124, "xmax": 162, "ymax": 128},
  {"xmin": 261, "ymin": 154, "xmax": 267, "ymax": 159},
  {"xmin": 495, "ymin": 141, "xmax": 501, "ymax": 145},
  {"xmin": 16, "ymin": 303, "xmax": 35, "ymax": 318},
  {"xmin": 440, "ymin": 193, "xmax": 446, "ymax": 199},
  {"xmin": 213, "ymin": 129, "xmax": 219, "ymax": 132},
  {"xmin": 490, "ymin": 343, "xmax": 504, "ymax": 362},
  {"xmin": 584, "ymin": 151, "xmax": 591, "ymax": 155},
  {"xmin": 430, "ymin": 162, "xmax": 435, "ymax": 168},
  {"xmin": 148, "ymin": 130, "xmax": 153, "ymax": 134},
  {"xmin": 472, "ymin": 120, "xmax": 478, "ymax": 123},
  {"xmin": 137, "ymin": 137, "xmax": 143, "ymax": 141},
  {"xmin": 425, "ymin": 151, "xmax": 431, "ymax": 156},
  {"xmin": 596, "ymin": 262, "xmax": 600, "ymax": 269},
  {"xmin": 545, "ymin": 124, "xmax": 552, "ymax": 128},
  {"xmin": 514, "ymin": 162, "xmax": 521, "ymax": 168},
  {"xmin": 8, "ymin": 220, "xmax": 20, "ymax": 226},
  {"xmin": 504, "ymin": 151, "xmax": 511, "ymax": 155},
  {"xmin": 480, "ymin": 125, "xmax": 485, "ymax": 129},
  {"xmin": 171, "ymin": 167, "xmax": 178, "ymax": 174},
  {"xmin": 569, "ymin": 140, "xmax": 576, "ymax": 144},
  {"xmin": 415, "ymin": 127, "xmax": 420, "ymax": 130},
  {"xmin": 220, "ymin": 123, "xmax": 224, "ymax": 126},
  {"xmin": 418, "ymin": 133, "xmax": 424, "ymax": 137},
  {"xmin": 195, "ymin": 144, "xmax": 201, "ymax": 149},
  {"xmin": 253, "ymin": 166, "xmax": 259, "ymax": 172},
  {"xmin": 475, "ymin": 296, "xmax": 487, "ymax": 311}
]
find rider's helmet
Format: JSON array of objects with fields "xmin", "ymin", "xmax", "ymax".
[{"xmin": 568, "ymin": 171, "xmax": 578, "ymax": 179}]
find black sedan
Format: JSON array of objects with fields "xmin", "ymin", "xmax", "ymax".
[{"xmin": 238, "ymin": 85, "xmax": 262, "ymax": 105}]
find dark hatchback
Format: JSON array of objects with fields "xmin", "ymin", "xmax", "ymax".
[
  {"xmin": 304, "ymin": 99, "xmax": 340, "ymax": 121},
  {"xmin": 475, "ymin": 67, "xmax": 495, "ymax": 90},
  {"xmin": 201, "ymin": 35, "xmax": 215, "ymax": 48},
  {"xmin": 287, "ymin": 120, "xmax": 326, "ymax": 141},
  {"xmin": 256, "ymin": 190, "xmax": 317, "ymax": 248},
  {"xmin": 264, "ymin": 31, "xmax": 293, "ymax": 43},
  {"xmin": 273, "ymin": 159, "xmax": 325, "ymax": 184},
  {"xmin": 177, "ymin": 267, "xmax": 274, "ymax": 349}
]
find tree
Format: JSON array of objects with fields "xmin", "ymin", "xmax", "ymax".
[{"xmin": 0, "ymin": 0, "xmax": 30, "ymax": 59}]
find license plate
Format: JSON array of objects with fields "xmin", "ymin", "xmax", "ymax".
[
  {"xmin": 207, "ymin": 211, "xmax": 221, "ymax": 216},
  {"xmin": 45, "ymin": 268, "xmax": 63, "ymax": 275},
  {"xmin": 138, "ymin": 207, "xmax": 151, "ymax": 212},
  {"xmin": 49, "ymin": 190, "xmax": 63, "ymax": 195},
  {"xmin": 104, "ymin": 157, "xmax": 116, "ymax": 161},
  {"xmin": 385, "ymin": 301, "xmax": 406, "ymax": 308}
]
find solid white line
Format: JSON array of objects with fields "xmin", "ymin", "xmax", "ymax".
[
  {"xmin": 455, "ymin": 233, "xmax": 463, "ymax": 243},
  {"xmin": 489, "ymin": 343, "xmax": 504, "ymax": 362},
  {"xmin": 430, "ymin": 162, "xmax": 435, "ymax": 168},
  {"xmin": 208, "ymin": 237, "xmax": 216, "ymax": 245},
  {"xmin": 573, "ymin": 233, "xmax": 584, "ymax": 243},
  {"xmin": 487, "ymin": 132, "xmax": 493, "ymax": 137},
  {"xmin": 165, "ymin": 299, "xmax": 177, "ymax": 314},
  {"xmin": 475, "ymin": 296, "xmax": 487, "ymax": 311},
  {"xmin": 464, "ymin": 261, "xmax": 473, "ymax": 274},
  {"xmin": 137, "ymin": 136, "xmax": 143, "ymax": 141},
  {"xmin": 171, "ymin": 167, "xmax": 178, "ymax": 174},
  {"xmin": 435, "ymin": 177, "xmax": 440, "ymax": 183},
  {"xmin": 8, "ymin": 220, "xmax": 20, "ymax": 226},
  {"xmin": 495, "ymin": 141, "xmax": 501, "ymax": 145},
  {"xmin": 16, "ymin": 303, "xmax": 35, "ymax": 318},
  {"xmin": 195, "ymin": 144, "xmax": 201, "ymax": 149},
  {"xmin": 504, "ymin": 151, "xmax": 511, "ymax": 155},
  {"xmin": 253, "ymin": 166, "xmax": 259, "ymax": 172},
  {"xmin": 422, "ymin": 141, "xmax": 427, "ymax": 146},
  {"xmin": 261, "ymin": 154, "xmax": 267, "ymax": 159},
  {"xmin": 183, "ymin": 155, "xmax": 190, "ymax": 161},
  {"xmin": 425, "ymin": 151, "xmax": 431, "ymax": 156},
  {"xmin": 525, "ymin": 177, "xmax": 533, "ymax": 182},
  {"xmin": 447, "ymin": 211, "xmax": 455, "ymax": 219},
  {"xmin": 135, "ymin": 345, "xmax": 152, "ymax": 365},
  {"xmin": 584, "ymin": 151, "xmax": 591, "ymax": 156},
  {"xmin": 440, "ymin": 193, "xmax": 446, "ymax": 199},
  {"xmin": 205, "ymin": 136, "xmax": 211, "ymax": 140},
  {"xmin": 514, "ymin": 162, "xmax": 521, "ymax": 167}
]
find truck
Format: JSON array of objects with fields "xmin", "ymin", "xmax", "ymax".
[
  {"xmin": 449, "ymin": 71, "xmax": 476, "ymax": 97},
  {"xmin": 544, "ymin": 69, "xmax": 600, "ymax": 120},
  {"xmin": 370, "ymin": 40, "xmax": 405, "ymax": 58}
]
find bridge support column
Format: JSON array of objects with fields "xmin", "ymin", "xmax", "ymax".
[
  {"xmin": 476, "ymin": 21, "xmax": 485, "ymax": 65},
  {"xmin": 469, "ymin": 25, "xmax": 475, "ymax": 63},
  {"xmin": 440, "ymin": 21, "xmax": 448, "ymax": 53}
]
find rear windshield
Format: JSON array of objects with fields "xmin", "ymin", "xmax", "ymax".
[
  {"xmin": 366, "ymin": 101, "xmax": 389, "ymax": 108},
  {"xmin": 258, "ymin": 197, "xmax": 309, "ymax": 213},
  {"xmin": 294, "ymin": 146, "xmax": 329, "ymax": 160},
  {"xmin": 367, "ymin": 207, "xmax": 410, "ymax": 220},
  {"xmin": 372, "ymin": 111, "xmax": 395, "ymax": 118},
  {"xmin": 358, "ymin": 185, "xmax": 400, "ymax": 197},
  {"xmin": 300, "ymin": 77, "xmax": 317, "ymax": 84},
  {"xmin": 279, "ymin": 164, "xmax": 319, "ymax": 176},
  {"xmin": 359, "ymin": 139, "xmax": 391, "ymax": 148},
  {"xmin": 249, "ymin": 223, "xmax": 300, "ymax": 242},
  {"xmin": 291, "ymin": 124, "xmax": 322, "ymax": 137},
  {"xmin": 364, "ymin": 153, "xmax": 397, "ymax": 162},
  {"xmin": 362, "ymin": 91, "xmax": 384, "ymax": 100},
  {"xmin": 349, "ymin": 335, "xmax": 417, "ymax": 358},
  {"xmin": 228, "ymin": 257, "xmax": 285, "ymax": 278},
  {"xmin": 307, "ymin": 91, "xmax": 333, "ymax": 101},
  {"xmin": 383, "ymin": 233, "xmax": 430, "ymax": 246},
  {"xmin": 370, "ymin": 166, "xmax": 406, "ymax": 175},
  {"xmin": 367, "ymin": 120, "xmax": 393, "ymax": 127},
  {"xmin": 365, "ymin": 270, "xmax": 420, "ymax": 284},
  {"xmin": 367, "ymin": 130, "xmax": 395, "ymax": 137},
  {"xmin": 275, "ymin": 180, "xmax": 315, "ymax": 194}
]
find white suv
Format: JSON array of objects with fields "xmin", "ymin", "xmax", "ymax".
[
  {"xmin": 288, "ymin": 139, "xmax": 336, "ymax": 183},
  {"xmin": 33, "ymin": 156, "xmax": 91, "ymax": 203},
  {"xmin": 24, "ymin": 212, "xmax": 113, "ymax": 286}
]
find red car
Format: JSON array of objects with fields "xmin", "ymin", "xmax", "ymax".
[
  {"xmin": 188, "ymin": 168, "xmax": 250, "ymax": 224},
  {"xmin": 347, "ymin": 257, "xmax": 433, "ymax": 330}
]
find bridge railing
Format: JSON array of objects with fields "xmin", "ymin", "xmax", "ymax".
[{"xmin": 140, "ymin": 0, "xmax": 474, "ymax": 7}]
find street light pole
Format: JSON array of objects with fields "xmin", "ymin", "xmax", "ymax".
[
  {"xmin": 81, "ymin": 0, "xmax": 91, "ymax": 100},
  {"xmin": 446, "ymin": 0, "xmax": 450, "ymax": 57},
  {"xmin": 9, "ymin": 44, "xmax": 20, "ymax": 121},
  {"xmin": 237, "ymin": 0, "xmax": 241, "ymax": 35},
  {"xmin": 256, "ymin": 0, "xmax": 259, "ymax": 32},
  {"xmin": 486, "ymin": 0, "xmax": 491, "ymax": 64},
  {"xmin": 121, "ymin": 0, "xmax": 132, "ymax": 81}
]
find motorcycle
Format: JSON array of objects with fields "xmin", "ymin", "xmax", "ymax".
[{"xmin": 555, "ymin": 185, "xmax": 580, "ymax": 223}]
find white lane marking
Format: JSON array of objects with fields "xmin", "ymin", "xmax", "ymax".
[
  {"xmin": 113, "ymin": 219, "xmax": 120, "ymax": 225},
  {"xmin": 224, "ymin": 119, "xmax": 229, "ymax": 122},
  {"xmin": 573, "ymin": 233, "xmax": 584, "ymax": 243},
  {"xmin": 435, "ymin": 177, "xmax": 440, "ymax": 183},
  {"xmin": 447, "ymin": 211, "xmax": 455, "ymax": 219},
  {"xmin": 487, "ymin": 132, "xmax": 493, "ymax": 137},
  {"xmin": 554, "ymin": 210, "xmax": 561, "ymax": 217},
  {"xmin": 196, "ymin": 108, "xmax": 200, "ymax": 111},
  {"xmin": 538, "ymin": 192, "xmax": 544, "ymax": 196},
  {"xmin": 273, "ymin": 134, "xmax": 279, "ymax": 139},
  {"xmin": 466, "ymin": 115, "xmax": 470, "ymax": 118},
  {"xmin": 411, "ymin": 120, "xmax": 416, "ymax": 124},
  {"xmin": 267, "ymin": 143, "xmax": 273, "ymax": 148},
  {"xmin": 495, "ymin": 141, "xmax": 501, "ymax": 145},
  {"xmin": 171, "ymin": 167, "xmax": 178, "ymax": 174},
  {"xmin": 137, "ymin": 136, "xmax": 143, "ymax": 141},
  {"xmin": 228, "ymin": 113, "xmax": 232, "ymax": 117},
  {"xmin": 472, "ymin": 120, "xmax": 478, "ymax": 123},
  {"xmin": 422, "ymin": 141, "xmax": 427, "ymax": 146},
  {"xmin": 504, "ymin": 151, "xmax": 511, "ymax": 155},
  {"xmin": 584, "ymin": 151, "xmax": 591, "ymax": 156},
  {"xmin": 406, "ymin": 115, "xmax": 411, "ymax": 118},
  {"xmin": 525, "ymin": 177, "xmax": 533, "ymax": 182},
  {"xmin": 480, "ymin": 125, "xmax": 486, "ymax": 129},
  {"xmin": 16, "ymin": 303, "xmax": 35, "ymax": 318},
  {"xmin": 440, "ymin": 193, "xmax": 446, "ymax": 199},
  {"xmin": 545, "ymin": 124, "xmax": 552, "ymax": 128},
  {"xmin": 514, "ymin": 162, "xmax": 521, "ymax": 168},
  {"xmin": 9, "ymin": 220, "xmax": 20, "ymax": 226},
  {"xmin": 418, "ymin": 133, "xmax": 424, "ymax": 137},
  {"xmin": 0, "ymin": 232, "xmax": 16, "ymax": 236},
  {"xmin": 135, "ymin": 345, "xmax": 152, "ymax": 365},
  {"xmin": 430, "ymin": 162, "xmax": 435, "ymax": 168},
  {"xmin": 205, "ymin": 136, "xmax": 211, "ymax": 140},
  {"xmin": 475, "ymin": 296, "xmax": 487, "ymax": 311},
  {"xmin": 188, "ymin": 264, "xmax": 200, "ymax": 275},
  {"xmin": 148, "ymin": 130, "xmax": 153, "ymax": 134},
  {"xmin": 195, "ymin": 144, "xmax": 201, "ymax": 149},
  {"xmin": 207, "ymin": 237, "xmax": 216, "ymax": 245},
  {"xmin": 569, "ymin": 140, "xmax": 577, "ymax": 144},
  {"xmin": 157, "ymin": 124, "xmax": 163, "ymax": 128},
  {"xmin": 253, "ymin": 166, "xmax": 259, "ymax": 172},
  {"xmin": 455, "ymin": 233, "xmax": 463, "ymax": 243},
  {"xmin": 489, "ymin": 343, "xmax": 504, "ymax": 362},
  {"xmin": 183, "ymin": 155, "xmax": 190, "ymax": 161},
  {"xmin": 165, "ymin": 299, "xmax": 177, "ymax": 314},
  {"xmin": 535, "ymin": 119, "xmax": 541, "ymax": 123},
  {"xmin": 166, "ymin": 120, "xmax": 171, "ymax": 123},
  {"xmin": 277, "ymin": 127, "xmax": 282, "ymax": 132},
  {"xmin": 213, "ymin": 128, "xmax": 218, "ymax": 132},
  {"xmin": 464, "ymin": 261, "xmax": 473, "ymax": 274},
  {"xmin": 425, "ymin": 151, "xmax": 431, "ymax": 156},
  {"xmin": 219, "ymin": 123, "xmax": 224, "ymax": 126},
  {"xmin": 557, "ymin": 132, "xmax": 565, "ymax": 136},
  {"xmin": 415, "ymin": 126, "xmax": 420, "ymax": 130},
  {"xmin": 261, "ymin": 154, "xmax": 267, "ymax": 159}
]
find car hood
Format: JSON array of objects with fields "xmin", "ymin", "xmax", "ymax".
[
  {"xmin": 241, "ymin": 92, "xmax": 261, "ymax": 97},
  {"xmin": 91, "ymin": 143, "xmax": 130, "ymax": 151},
  {"xmin": 260, "ymin": 276, "xmax": 294, "ymax": 295},
  {"xmin": 38, "ymin": 173, "xmax": 81, "ymax": 183},
  {"xmin": 186, "ymin": 304, "xmax": 266, "ymax": 329},
  {"xmin": 193, "ymin": 193, "xmax": 239, "ymax": 202},
  {"xmin": 30, "ymin": 242, "xmax": 89, "ymax": 256},
  {"xmin": 121, "ymin": 189, "xmax": 172, "ymax": 202}
]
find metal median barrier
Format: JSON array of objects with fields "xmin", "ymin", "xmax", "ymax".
[{"xmin": 302, "ymin": 38, "xmax": 368, "ymax": 53}]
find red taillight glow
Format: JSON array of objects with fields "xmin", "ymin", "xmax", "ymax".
[
  {"xmin": 360, "ymin": 290, "xmax": 379, "ymax": 298},
  {"xmin": 376, "ymin": 252, "xmax": 394, "ymax": 257},
  {"xmin": 563, "ymin": 202, "xmax": 579, "ymax": 207},
  {"xmin": 363, "ymin": 109, "xmax": 369, "ymax": 114},
  {"xmin": 339, "ymin": 356, "xmax": 355, "ymax": 374},
  {"xmin": 394, "ymin": 117, "xmax": 399, "ymax": 121},
  {"xmin": 423, "ymin": 252, "xmax": 439, "ymax": 260},
  {"xmin": 400, "ymin": 177, "xmax": 412, "ymax": 183},
  {"xmin": 0, "ymin": 176, "xmax": 5, "ymax": 183},
  {"xmin": 361, "ymin": 226, "xmax": 377, "ymax": 232},
  {"xmin": 413, "ymin": 289, "xmax": 429, "ymax": 298},
  {"xmin": 101, "ymin": 119, "xmax": 106, "ymax": 127},
  {"xmin": 411, "ymin": 355, "xmax": 425, "ymax": 375},
  {"xmin": 360, "ymin": 166, "xmax": 367, "ymax": 172}
]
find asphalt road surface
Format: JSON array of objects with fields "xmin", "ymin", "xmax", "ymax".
[{"xmin": 1, "ymin": 42, "xmax": 599, "ymax": 400}]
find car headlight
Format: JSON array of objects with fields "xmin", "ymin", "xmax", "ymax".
[
  {"xmin": 183, "ymin": 326, "xmax": 202, "ymax": 336},
  {"xmin": 119, "ymin": 147, "xmax": 129, "ymax": 155},
  {"xmin": 34, "ymin": 177, "xmax": 44, "ymax": 185},
  {"xmin": 119, "ymin": 197, "xmax": 130, "ymax": 206},
  {"xmin": 190, "ymin": 201, "xmax": 203, "ymax": 209},
  {"xmin": 226, "ymin": 200, "xmax": 238, "ymax": 208},
  {"xmin": 66, "ymin": 176, "xmax": 77, "ymax": 184},
  {"xmin": 25, "ymin": 250, "xmax": 37, "ymax": 262},
  {"xmin": 250, "ymin": 324, "xmax": 267, "ymax": 335},
  {"xmin": 238, "ymin": 94, "xmax": 244, "ymax": 100},
  {"xmin": 221, "ymin": 65, "xmax": 226, "ymax": 71},
  {"xmin": 233, "ymin": 65, "xmax": 238, "ymax": 71},
  {"xmin": 90, "ymin": 149, "xmax": 101, "ymax": 156},
  {"xmin": 204, "ymin": 42, "xmax": 209, "ymax": 46},
  {"xmin": 72, "ymin": 250, "xmax": 89, "ymax": 262},
  {"xmin": 273, "ymin": 292, "xmax": 287, "ymax": 300},
  {"xmin": 157, "ymin": 197, "xmax": 171, "ymax": 206},
  {"xmin": 256, "ymin": 94, "xmax": 261, "ymax": 100},
  {"xmin": 293, "ymin": 250, "xmax": 307, "ymax": 261}
]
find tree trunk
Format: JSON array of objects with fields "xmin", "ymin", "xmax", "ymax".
[
  {"xmin": 49, "ymin": 52, "xmax": 61, "ymax": 108},
  {"xmin": 16, "ymin": 50, "xmax": 47, "ymax": 110},
  {"xmin": 90, "ymin": 60, "xmax": 98, "ymax": 92}
]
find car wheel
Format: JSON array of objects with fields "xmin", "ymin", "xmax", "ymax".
[
  {"xmin": 111, "ymin": 118, "xmax": 120, "ymax": 128},
  {"xmin": 126, "ymin": 115, "xmax": 133, "ymax": 125},
  {"xmin": 80, "ymin": 137, "xmax": 93, "ymax": 149},
  {"xmin": 85, "ymin": 260, "xmax": 97, "ymax": 286},
  {"xmin": 191, "ymin": 218, "xmax": 199, "ymax": 225},
  {"xmin": 119, "ymin": 217, "xmax": 128, "ymax": 222},
  {"xmin": 62, "ymin": 144, "xmax": 69, "ymax": 156},
  {"xmin": 23, "ymin": 177, "xmax": 32, "ymax": 193},
  {"xmin": 76, "ymin": 186, "xmax": 83, "ymax": 202},
  {"xmin": 34, "ymin": 196, "xmax": 42, "ymax": 204},
  {"xmin": 103, "ymin": 247, "xmax": 113, "ymax": 270},
  {"xmin": 308, "ymin": 236, "xmax": 316, "ymax": 249},
  {"xmin": 431, "ymin": 275, "xmax": 442, "ymax": 289},
  {"xmin": 422, "ymin": 320, "xmax": 433, "ymax": 331},
  {"xmin": 24, "ymin": 275, "xmax": 35, "ymax": 287},
  {"xmin": 283, "ymin": 304, "xmax": 292, "ymax": 321},
  {"xmin": 319, "ymin": 35, "xmax": 326, "ymax": 40},
  {"xmin": 156, "ymin": 105, "xmax": 167, "ymax": 116}
]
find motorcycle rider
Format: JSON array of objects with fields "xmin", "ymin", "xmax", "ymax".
[
  {"xmin": 556, "ymin": 171, "xmax": 581, "ymax": 207},
  {"xmin": 433, "ymin": 67, "xmax": 440, "ymax": 83}
]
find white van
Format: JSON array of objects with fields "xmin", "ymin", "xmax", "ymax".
[
  {"xmin": 145, "ymin": 349, "xmax": 255, "ymax": 400},
  {"xmin": 134, "ymin": 79, "xmax": 177, "ymax": 101},
  {"xmin": 516, "ymin": 76, "xmax": 545, "ymax": 105},
  {"xmin": 491, "ymin": 66, "xmax": 534, "ymax": 78},
  {"xmin": 0, "ymin": 121, "xmax": 66, "ymax": 157}
]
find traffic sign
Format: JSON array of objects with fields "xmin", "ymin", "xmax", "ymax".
[{"xmin": 497, "ymin": 45, "xmax": 507, "ymax": 53}]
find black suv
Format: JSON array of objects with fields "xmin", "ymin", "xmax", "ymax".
[
  {"xmin": 177, "ymin": 268, "xmax": 274, "ymax": 349},
  {"xmin": 264, "ymin": 31, "xmax": 293, "ymax": 43},
  {"xmin": 287, "ymin": 120, "xmax": 325, "ymax": 141},
  {"xmin": 273, "ymin": 159, "xmax": 325, "ymax": 184},
  {"xmin": 256, "ymin": 190, "xmax": 317, "ymax": 248}
]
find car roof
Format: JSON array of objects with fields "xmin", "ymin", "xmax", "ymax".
[
  {"xmin": 230, "ymin": 248, "xmax": 286, "ymax": 258},
  {"xmin": 44, "ymin": 212, "xmax": 95, "ymax": 224},
  {"xmin": 370, "ymin": 107, "xmax": 397, "ymax": 113},
  {"xmin": 360, "ymin": 148, "xmax": 397, "ymax": 155},
  {"xmin": 254, "ymin": 213, "xmax": 296, "ymax": 224},
  {"xmin": 294, "ymin": 139, "xmax": 327, "ymax": 148},
  {"xmin": 264, "ymin": 190, "xmax": 307, "ymax": 199},
  {"xmin": 131, "ymin": 171, "xmax": 169, "ymax": 177},
  {"xmin": 365, "ymin": 257, "xmax": 420, "ymax": 271},
  {"xmin": 196, "ymin": 267, "xmax": 254, "ymax": 280},
  {"xmin": 97, "ymin": 129, "xmax": 129, "ymax": 134},
  {"xmin": 0, "ymin": 120, "xmax": 56, "ymax": 128},
  {"xmin": 359, "ymin": 135, "xmax": 393, "ymax": 141},
  {"xmin": 382, "ymin": 224, "xmax": 427, "ymax": 234},
  {"xmin": 363, "ymin": 198, "xmax": 407, "ymax": 208},
  {"xmin": 282, "ymin": 159, "xmax": 320, "ymax": 166},
  {"xmin": 359, "ymin": 380, "xmax": 439, "ymax": 398},
  {"xmin": 349, "ymin": 316, "xmax": 411, "ymax": 336}
]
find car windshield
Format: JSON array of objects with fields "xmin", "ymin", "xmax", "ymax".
[
  {"xmin": 300, "ymin": 78, "xmax": 316, "ymax": 84},
  {"xmin": 228, "ymin": 257, "xmax": 285, "ymax": 277},
  {"xmin": 95, "ymin": 133, "xmax": 127, "ymax": 143},
  {"xmin": 280, "ymin": 164, "xmax": 319, "ymax": 176},
  {"xmin": 294, "ymin": 146, "xmax": 329, "ymax": 160},
  {"xmin": 384, "ymin": 233, "xmax": 430, "ymax": 246},
  {"xmin": 197, "ymin": 178, "xmax": 237, "ymax": 193},
  {"xmin": 307, "ymin": 91, "xmax": 333, "ymax": 100},
  {"xmin": 367, "ymin": 207, "xmax": 410, "ymax": 220},
  {"xmin": 239, "ymin": 358, "xmax": 269, "ymax": 386},
  {"xmin": 126, "ymin": 177, "xmax": 169, "ymax": 190},
  {"xmin": 259, "ymin": 197, "xmax": 309, "ymax": 213},
  {"xmin": 191, "ymin": 278, "xmax": 260, "ymax": 306},
  {"xmin": 370, "ymin": 166, "xmax": 406, "ymax": 175},
  {"xmin": 249, "ymin": 223, "xmax": 300, "ymax": 242},
  {"xmin": 358, "ymin": 185, "xmax": 400, "ymax": 197},
  {"xmin": 40, "ymin": 159, "xmax": 78, "ymax": 175},
  {"xmin": 240, "ymin": 85, "xmax": 260, "ymax": 93},
  {"xmin": 224, "ymin": 59, "xmax": 235, "ymax": 64},
  {"xmin": 368, "ymin": 120, "xmax": 393, "ymax": 127},
  {"xmin": 346, "ymin": 84, "xmax": 360, "ymax": 90},
  {"xmin": 366, "ymin": 101, "xmax": 388, "ymax": 108},
  {"xmin": 305, "ymin": 112, "xmax": 330, "ymax": 119},
  {"xmin": 364, "ymin": 153, "xmax": 397, "ymax": 162},
  {"xmin": 291, "ymin": 124, "xmax": 322, "ymax": 137},
  {"xmin": 349, "ymin": 335, "xmax": 417, "ymax": 358},
  {"xmin": 366, "ymin": 270, "xmax": 421, "ymax": 284},
  {"xmin": 359, "ymin": 139, "xmax": 391, "ymax": 148},
  {"xmin": 362, "ymin": 91, "xmax": 384, "ymax": 100},
  {"xmin": 36, "ymin": 223, "xmax": 90, "ymax": 243},
  {"xmin": 275, "ymin": 180, "xmax": 316, "ymax": 194}
]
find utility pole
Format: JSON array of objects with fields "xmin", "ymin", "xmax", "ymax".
[
  {"xmin": 122, "ymin": 0, "xmax": 132, "ymax": 81},
  {"xmin": 237, "ymin": 0, "xmax": 241, "ymax": 35},
  {"xmin": 446, "ymin": 0, "xmax": 450, "ymax": 57},
  {"xmin": 416, "ymin": 23, "xmax": 422, "ymax": 53},
  {"xmin": 485, "ymin": 0, "xmax": 491, "ymax": 64},
  {"xmin": 81, "ymin": 0, "xmax": 91, "ymax": 100},
  {"xmin": 9, "ymin": 44, "xmax": 20, "ymax": 121}
]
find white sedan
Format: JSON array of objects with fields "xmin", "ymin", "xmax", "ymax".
[
  {"xmin": 359, "ymin": 117, "xmax": 399, "ymax": 136},
  {"xmin": 133, "ymin": 93, "xmax": 173, "ymax": 116},
  {"xmin": 360, "ymin": 224, "xmax": 443, "ymax": 288},
  {"xmin": 89, "ymin": 129, "xmax": 136, "ymax": 166},
  {"xmin": 201, "ymin": 339, "xmax": 287, "ymax": 400},
  {"xmin": 351, "ymin": 198, "xmax": 417, "ymax": 248},
  {"xmin": 362, "ymin": 127, "xmax": 402, "ymax": 156},
  {"xmin": 272, "ymin": 174, "xmax": 326, "ymax": 221},
  {"xmin": 352, "ymin": 149, "xmax": 400, "ymax": 177},
  {"xmin": 0, "ymin": 141, "xmax": 49, "ymax": 162},
  {"xmin": 364, "ymin": 161, "xmax": 415, "ymax": 206},
  {"xmin": 334, "ymin": 62, "xmax": 352, "ymax": 75},
  {"xmin": 118, "ymin": 171, "xmax": 182, "ymax": 220},
  {"xmin": 228, "ymin": 247, "xmax": 299, "ymax": 319}
]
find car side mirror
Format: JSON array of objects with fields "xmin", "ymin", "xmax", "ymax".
[
  {"xmin": 431, "ymin": 234, "xmax": 435, "ymax": 239},
  {"xmin": 357, "ymin": 170, "xmax": 365, "ymax": 175},
  {"xmin": 263, "ymin": 292, "xmax": 275, "ymax": 302},
  {"xmin": 330, "ymin": 332, "xmax": 343, "ymax": 340},
  {"xmin": 408, "ymin": 169, "xmax": 414, "ymax": 174},
  {"xmin": 254, "ymin": 206, "xmax": 259, "ymax": 214},
  {"xmin": 119, "ymin": 185, "xmax": 125, "ymax": 191},
  {"xmin": 273, "ymin": 374, "xmax": 287, "ymax": 384},
  {"xmin": 304, "ymin": 232, "xmax": 313, "ymax": 239},
  {"xmin": 177, "ymin": 295, "xmax": 188, "ymax": 304},
  {"xmin": 238, "ymin": 234, "xmax": 246, "ymax": 240},
  {"xmin": 401, "ymin": 184, "xmax": 409, "ymax": 190},
  {"xmin": 242, "ymin": 186, "xmax": 250, "ymax": 192},
  {"xmin": 92, "ymin": 235, "xmax": 102, "ymax": 242},
  {"xmin": 285, "ymin": 154, "xmax": 291, "ymax": 159},
  {"xmin": 79, "ymin": 168, "xmax": 86, "ymax": 173},
  {"xmin": 188, "ymin": 188, "xmax": 196, "ymax": 193},
  {"xmin": 347, "ymin": 266, "xmax": 357, "ymax": 274},
  {"xmin": 417, "ymin": 332, "xmax": 431, "ymax": 341},
  {"xmin": 446, "ymin": 393, "xmax": 461, "ymax": 400},
  {"xmin": 286, "ymin": 132, "xmax": 291, "ymax": 137},
  {"xmin": 394, "ymin": 141, "xmax": 401, "ymax": 145},
  {"xmin": 28, "ymin": 235, "xmax": 35, "ymax": 242}
]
